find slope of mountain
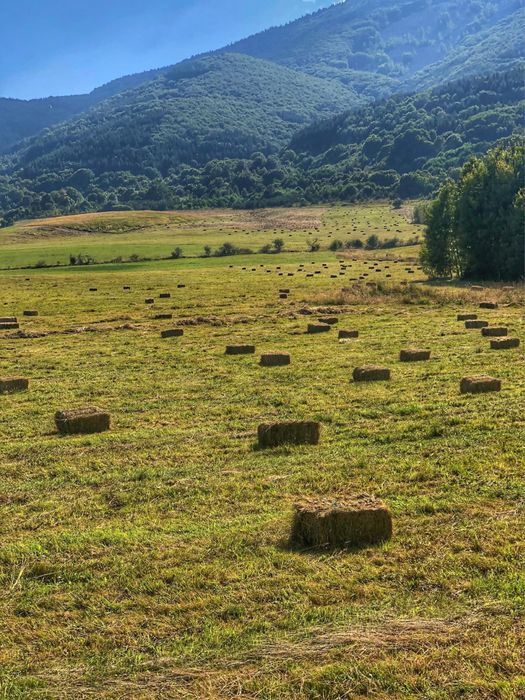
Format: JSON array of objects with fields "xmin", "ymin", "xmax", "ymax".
[
  {"xmin": 1, "ymin": 0, "xmax": 522, "ymax": 154},
  {"xmin": 224, "ymin": 0, "xmax": 523, "ymax": 94},
  {"xmin": 5, "ymin": 54, "xmax": 357, "ymax": 178},
  {"xmin": 1, "ymin": 67, "xmax": 522, "ymax": 226},
  {"xmin": 0, "ymin": 67, "xmax": 166, "ymax": 153}
]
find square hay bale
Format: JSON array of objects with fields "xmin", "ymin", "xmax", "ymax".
[
  {"xmin": 465, "ymin": 320, "xmax": 488, "ymax": 329},
  {"xmin": 279, "ymin": 294, "xmax": 288, "ymax": 299},
  {"xmin": 307, "ymin": 323, "xmax": 331, "ymax": 334},
  {"xmin": 260, "ymin": 352, "xmax": 291, "ymax": 367},
  {"xmin": 279, "ymin": 289, "xmax": 290, "ymax": 294},
  {"xmin": 460, "ymin": 376, "xmax": 501, "ymax": 394},
  {"xmin": 318, "ymin": 317, "xmax": 338, "ymax": 325},
  {"xmin": 399, "ymin": 349, "xmax": 431, "ymax": 362},
  {"xmin": 161, "ymin": 329, "xmax": 184, "ymax": 338},
  {"xmin": 479, "ymin": 302, "xmax": 498, "ymax": 309},
  {"xmin": 177, "ymin": 284, "xmax": 186, "ymax": 289},
  {"xmin": 290, "ymin": 495, "xmax": 392, "ymax": 548},
  {"xmin": 0, "ymin": 322, "xmax": 19, "ymax": 330},
  {"xmin": 353, "ymin": 366, "xmax": 391, "ymax": 382},
  {"xmin": 339, "ymin": 329, "xmax": 359, "ymax": 339},
  {"xmin": 481, "ymin": 326, "xmax": 507, "ymax": 337},
  {"xmin": 258, "ymin": 421, "xmax": 320, "ymax": 448},
  {"xmin": 145, "ymin": 299, "xmax": 154, "ymax": 304},
  {"xmin": 23, "ymin": 310, "xmax": 38, "ymax": 317},
  {"xmin": 89, "ymin": 288, "xmax": 98, "ymax": 292},
  {"xmin": 225, "ymin": 345, "xmax": 256, "ymax": 355},
  {"xmin": 154, "ymin": 313, "xmax": 173, "ymax": 320},
  {"xmin": 55, "ymin": 407, "xmax": 110, "ymax": 435},
  {"xmin": 123, "ymin": 286, "xmax": 131, "ymax": 290},
  {"xmin": 0, "ymin": 377, "xmax": 29, "ymax": 394},
  {"xmin": 159, "ymin": 293, "xmax": 171, "ymax": 299},
  {"xmin": 457, "ymin": 313, "xmax": 478, "ymax": 321},
  {"xmin": 0, "ymin": 317, "xmax": 17, "ymax": 323},
  {"xmin": 490, "ymin": 337, "xmax": 520, "ymax": 349}
]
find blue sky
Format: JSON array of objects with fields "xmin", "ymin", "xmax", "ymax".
[{"xmin": 1, "ymin": 0, "xmax": 335, "ymax": 100}]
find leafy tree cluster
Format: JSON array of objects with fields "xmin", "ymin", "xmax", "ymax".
[{"xmin": 421, "ymin": 140, "xmax": 524, "ymax": 281}]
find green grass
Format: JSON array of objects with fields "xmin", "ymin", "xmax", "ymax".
[
  {"xmin": 0, "ymin": 203, "xmax": 421, "ymax": 270},
  {"xmin": 0, "ymin": 205, "xmax": 523, "ymax": 699}
]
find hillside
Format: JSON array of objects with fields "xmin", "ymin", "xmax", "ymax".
[
  {"xmin": 224, "ymin": 0, "xmax": 523, "ymax": 94},
  {"xmin": 1, "ymin": 67, "xmax": 522, "ymax": 225},
  {"xmin": 0, "ymin": 67, "xmax": 166, "ymax": 153},
  {"xmin": 1, "ymin": 0, "xmax": 522, "ymax": 154},
  {"xmin": 5, "ymin": 54, "xmax": 356, "ymax": 179}
]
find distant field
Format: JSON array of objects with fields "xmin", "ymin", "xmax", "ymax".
[
  {"xmin": 0, "ymin": 203, "xmax": 421, "ymax": 269},
  {"xmin": 0, "ymin": 204, "xmax": 523, "ymax": 699}
]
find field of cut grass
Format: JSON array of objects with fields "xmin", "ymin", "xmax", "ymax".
[
  {"xmin": 0, "ymin": 203, "xmax": 421, "ymax": 270},
  {"xmin": 0, "ymin": 205, "xmax": 524, "ymax": 699}
]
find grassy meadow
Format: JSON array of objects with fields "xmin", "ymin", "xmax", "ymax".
[{"xmin": 0, "ymin": 204, "xmax": 524, "ymax": 699}]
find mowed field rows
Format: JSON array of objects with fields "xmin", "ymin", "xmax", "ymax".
[{"xmin": 0, "ymin": 205, "xmax": 524, "ymax": 699}]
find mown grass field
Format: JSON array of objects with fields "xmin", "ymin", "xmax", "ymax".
[
  {"xmin": 0, "ymin": 203, "xmax": 420, "ymax": 270},
  {"xmin": 0, "ymin": 204, "xmax": 524, "ymax": 699}
]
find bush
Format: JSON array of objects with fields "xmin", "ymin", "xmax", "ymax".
[{"xmin": 171, "ymin": 247, "xmax": 183, "ymax": 259}]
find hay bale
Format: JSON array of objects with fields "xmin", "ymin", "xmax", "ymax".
[
  {"xmin": 0, "ymin": 317, "xmax": 17, "ymax": 323},
  {"xmin": 479, "ymin": 302, "xmax": 498, "ymax": 309},
  {"xmin": 465, "ymin": 320, "xmax": 488, "ymax": 329},
  {"xmin": 490, "ymin": 337, "xmax": 520, "ymax": 349},
  {"xmin": 55, "ymin": 408, "xmax": 110, "ymax": 435},
  {"xmin": 339, "ymin": 329, "xmax": 359, "ymax": 339},
  {"xmin": 457, "ymin": 313, "xmax": 478, "ymax": 321},
  {"xmin": 154, "ymin": 313, "xmax": 173, "ymax": 320},
  {"xmin": 260, "ymin": 352, "xmax": 291, "ymax": 367},
  {"xmin": 460, "ymin": 376, "xmax": 501, "ymax": 394},
  {"xmin": 290, "ymin": 495, "xmax": 392, "ymax": 548},
  {"xmin": 0, "ymin": 377, "xmax": 29, "ymax": 394},
  {"xmin": 161, "ymin": 329, "xmax": 184, "ymax": 338},
  {"xmin": 0, "ymin": 322, "xmax": 19, "ymax": 330},
  {"xmin": 177, "ymin": 284, "xmax": 186, "ymax": 289},
  {"xmin": 279, "ymin": 293, "xmax": 288, "ymax": 299},
  {"xmin": 159, "ymin": 293, "xmax": 171, "ymax": 299},
  {"xmin": 399, "ymin": 349, "xmax": 431, "ymax": 362},
  {"xmin": 307, "ymin": 323, "xmax": 331, "ymax": 334},
  {"xmin": 89, "ymin": 288, "xmax": 98, "ymax": 292},
  {"xmin": 481, "ymin": 326, "xmax": 507, "ymax": 337},
  {"xmin": 318, "ymin": 317, "xmax": 338, "ymax": 325},
  {"xmin": 279, "ymin": 289, "xmax": 290, "ymax": 294},
  {"xmin": 257, "ymin": 421, "xmax": 320, "ymax": 448},
  {"xmin": 225, "ymin": 345, "xmax": 256, "ymax": 355},
  {"xmin": 353, "ymin": 366, "xmax": 391, "ymax": 382},
  {"xmin": 145, "ymin": 299, "xmax": 154, "ymax": 304},
  {"xmin": 123, "ymin": 286, "xmax": 131, "ymax": 290},
  {"xmin": 23, "ymin": 310, "xmax": 38, "ymax": 317}
]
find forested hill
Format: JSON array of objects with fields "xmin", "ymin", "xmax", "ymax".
[
  {"xmin": 1, "ymin": 67, "xmax": 522, "ymax": 225},
  {"xmin": 0, "ymin": 67, "xmax": 166, "ymax": 152},
  {"xmin": 223, "ymin": 0, "xmax": 523, "ymax": 95},
  {"xmin": 1, "ymin": 0, "xmax": 523, "ymax": 153},
  {"xmin": 6, "ymin": 54, "xmax": 356, "ymax": 178}
]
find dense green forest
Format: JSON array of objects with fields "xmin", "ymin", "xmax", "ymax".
[
  {"xmin": 421, "ymin": 141, "xmax": 524, "ymax": 280},
  {"xmin": 1, "ymin": 0, "xmax": 522, "ymax": 152},
  {"xmin": 1, "ymin": 68, "xmax": 522, "ymax": 226}
]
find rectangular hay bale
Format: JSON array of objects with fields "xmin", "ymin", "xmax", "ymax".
[
  {"xmin": 339, "ymin": 330, "xmax": 359, "ymax": 339},
  {"xmin": 490, "ymin": 337, "xmax": 520, "ymax": 350},
  {"xmin": 258, "ymin": 421, "xmax": 320, "ymax": 448},
  {"xmin": 460, "ymin": 376, "xmax": 501, "ymax": 394},
  {"xmin": 225, "ymin": 345, "xmax": 255, "ymax": 355},
  {"xmin": 481, "ymin": 326, "xmax": 507, "ymax": 337},
  {"xmin": 290, "ymin": 495, "xmax": 392, "ymax": 548},
  {"xmin": 399, "ymin": 349, "xmax": 431, "ymax": 362},
  {"xmin": 0, "ymin": 377, "xmax": 29, "ymax": 394},
  {"xmin": 161, "ymin": 329, "xmax": 184, "ymax": 338},
  {"xmin": 260, "ymin": 352, "xmax": 291, "ymax": 367},
  {"xmin": 55, "ymin": 407, "xmax": 110, "ymax": 435},
  {"xmin": 353, "ymin": 366, "xmax": 391, "ymax": 382}
]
